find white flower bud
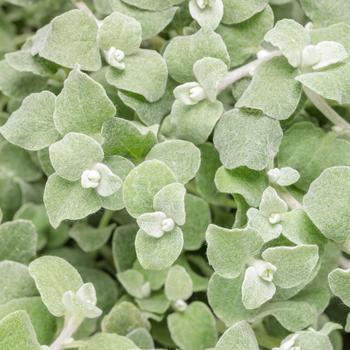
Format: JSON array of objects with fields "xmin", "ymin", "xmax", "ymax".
[
  {"xmin": 269, "ymin": 213, "xmax": 282, "ymax": 224},
  {"xmin": 196, "ymin": 0, "xmax": 213, "ymax": 9},
  {"xmin": 302, "ymin": 45, "xmax": 321, "ymax": 67},
  {"xmin": 251, "ymin": 259, "xmax": 277, "ymax": 282},
  {"xmin": 268, "ymin": 168, "xmax": 281, "ymax": 184},
  {"xmin": 189, "ymin": 85, "xmax": 206, "ymax": 102},
  {"xmin": 161, "ymin": 218, "xmax": 175, "ymax": 232},
  {"xmin": 81, "ymin": 169, "xmax": 101, "ymax": 189},
  {"xmin": 279, "ymin": 334, "xmax": 300, "ymax": 350},
  {"xmin": 174, "ymin": 300, "xmax": 188, "ymax": 312},
  {"xmin": 106, "ymin": 47, "xmax": 126, "ymax": 70}
]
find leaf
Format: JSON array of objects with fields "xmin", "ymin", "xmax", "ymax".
[
  {"xmin": 0, "ymin": 297, "xmax": 56, "ymax": 344},
  {"xmin": 164, "ymin": 27, "xmax": 230, "ymax": 83},
  {"xmin": 28, "ymin": 256, "xmax": 83, "ymax": 317},
  {"xmin": 214, "ymin": 109, "xmax": 283, "ymax": 170},
  {"xmin": 136, "ymin": 291, "xmax": 170, "ymax": 314},
  {"xmin": 296, "ymin": 62, "xmax": 350, "ymax": 104},
  {"xmin": 0, "ymin": 220, "xmax": 37, "ymax": 263},
  {"xmin": 193, "ymin": 57, "xmax": 228, "ymax": 101},
  {"xmin": 109, "ymin": 0, "xmax": 177, "ymax": 40},
  {"xmin": 44, "ymin": 174, "xmax": 101, "ymax": 228},
  {"xmin": 216, "ymin": 321, "xmax": 259, "ymax": 350},
  {"xmin": 127, "ymin": 328, "xmax": 154, "ymax": 349},
  {"xmin": 101, "ymin": 301, "xmax": 150, "ymax": 335},
  {"xmin": 237, "ymin": 57, "xmax": 302, "ymax": 120},
  {"xmin": 98, "ymin": 11, "xmax": 142, "ymax": 54},
  {"xmin": 265, "ymin": 19, "xmax": 309, "ymax": 67},
  {"xmin": 0, "ymin": 91, "xmax": 58, "ymax": 151},
  {"xmin": 189, "ymin": 0, "xmax": 224, "ymax": 30},
  {"xmin": 102, "ymin": 118, "xmax": 156, "ymax": 160},
  {"xmin": 222, "ymin": 0, "xmax": 268, "ymax": 24},
  {"xmin": 106, "ymin": 49, "xmax": 168, "ymax": 102},
  {"xmin": 37, "ymin": 10, "xmax": 101, "ymax": 71},
  {"xmin": 123, "ymin": 160, "xmax": 176, "ymax": 218},
  {"xmin": 299, "ymin": 0, "xmax": 350, "ymax": 27},
  {"xmin": 171, "ymin": 100, "xmax": 224, "ymax": 145},
  {"xmin": 54, "ymin": 68, "xmax": 116, "ymax": 136},
  {"xmin": 136, "ymin": 212, "xmax": 167, "ymax": 238},
  {"xmin": 117, "ymin": 269, "xmax": 149, "ymax": 299},
  {"xmin": 0, "ymin": 311, "xmax": 40, "ymax": 350},
  {"xmin": 304, "ymin": 166, "xmax": 350, "ymax": 242},
  {"xmin": 69, "ymin": 223, "xmax": 115, "ymax": 253},
  {"xmin": 215, "ymin": 166, "xmax": 268, "ymax": 207},
  {"xmin": 281, "ymin": 209, "xmax": 327, "ymax": 247},
  {"xmin": 206, "ymin": 225, "xmax": 263, "ymax": 278},
  {"xmin": 278, "ymin": 122, "xmax": 350, "ymax": 191},
  {"xmin": 112, "ymin": 224, "xmax": 138, "ymax": 272},
  {"xmin": 168, "ymin": 302, "xmax": 217, "ymax": 350},
  {"xmin": 135, "ymin": 227, "xmax": 184, "ymax": 270},
  {"xmin": 182, "ymin": 194, "xmax": 211, "ymax": 251},
  {"xmin": 0, "ymin": 60, "xmax": 47, "ymax": 99},
  {"xmin": 5, "ymin": 50, "xmax": 56, "ymax": 77},
  {"xmin": 217, "ymin": 6, "xmax": 274, "ymax": 68},
  {"xmin": 165, "ymin": 265, "xmax": 193, "ymax": 301},
  {"xmin": 121, "ymin": 0, "xmax": 184, "ymax": 10},
  {"xmin": 262, "ymin": 245, "xmax": 319, "ymax": 289},
  {"xmin": 241, "ymin": 266, "xmax": 276, "ymax": 310},
  {"xmin": 153, "ymin": 183, "xmax": 186, "ymax": 225},
  {"xmin": 0, "ymin": 261, "xmax": 37, "ymax": 305},
  {"xmin": 81, "ymin": 332, "xmax": 139, "ymax": 350},
  {"xmin": 49, "ymin": 132, "xmax": 104, "ymax": 182},
  {"xmin": 329, "ymin": 268, "xmax": 350, "ymax": 307},
  {"xmin": 146, "ymin": 140, "xmax": 201, "ymax": 184}
]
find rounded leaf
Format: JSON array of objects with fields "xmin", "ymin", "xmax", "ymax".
[{"xmin": 165, "ymin": 265, "xmax": 193, "ymax": 301}]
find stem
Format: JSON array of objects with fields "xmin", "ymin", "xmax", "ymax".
[
  {"xmin": 99, "ymin": 209, "xmax": 114, "ymax": 228},
  {"xmin": 275, "ymin": 186, "xmax": 303, "ymax": 210},
  {"xmin": 303, "ymin": 87, "xmax": 350, "ymax": 133},
  {"xmin": 217, "ymin": 51, "xmax": 282, "ymax": 92},
  {"xmin": 49, "ymin": 317, "xmax": 82, "ymax": 350}
]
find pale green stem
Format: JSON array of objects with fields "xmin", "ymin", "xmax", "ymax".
[
  {"xmin": 98, "ymin": 209, "xmax": 114, "ymax": 228},
  {"xmin": 304, "ymin": 87, "xmax": 350, "ymax": 133},
  {"xmin": 274, "ymin": 186, "xmax": 303, "ymax": 210}
]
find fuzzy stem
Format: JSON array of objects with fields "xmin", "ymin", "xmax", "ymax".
[
  {"xmin": 303, "ymin": 87, "xmax": 350, "ymax": 133},
  {"xmin": 48, "ymin": 317, "xmax": 82, "ymax": 350},
  {"xmin": 217, "ymin": 51, "xmax": 282, "ymax": 92},
  {"xmin": 275, "ymin": 186, "xmax": 303, "ymax": 210},
  {"xmin": 99, "ymin": 209, "xmax": 114, "ymax": 228}
]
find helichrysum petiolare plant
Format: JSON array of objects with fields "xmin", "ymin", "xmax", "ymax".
[{"xmin": 2, "ymin": 0, "xmax": 350, "ymax": 349}]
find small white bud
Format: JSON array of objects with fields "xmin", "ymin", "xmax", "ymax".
[
  {"xmin": 106, "ymin": 47, "xmax": 126, "ymax": 70},
  {"xmin": 81, "ymin": 169, "xmax": 101, "ymax": 189},
  {"xmin": 302, "ymin": 45, "xmax": 321, "ymax": 67},
  {"xmin": 189, "ymin": 85, "xmax": 206, "ymax": 103},
  {"xmin": 269, "ymin": 213, "xmax": 282, "ymax": 225},
  {"xmin": 174, "ymin": 300, "xmax": 188, "ymax": 312},
  {"xmin": 251, "ymin": 259, "xmax": 277, "ymax": 282},
  {"xmin": 161, "ymin": 218, "xmax": 175, "ymax": 232},
  {"xmin": 196, "ymin": 0, "xmax": 212, "ymax": 9},
  {"xmin": 268, "ymin": 168, "xmax": 281, "ymax": 184},
  {"xmin": 280, "ymin": 334, "xmax": 300, "ymax": 350},
  {"xmin": 304, "ymin": 22, "xmax": 314, "ymax": 31}
]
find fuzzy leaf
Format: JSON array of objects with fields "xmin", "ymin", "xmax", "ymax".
[
  {"xmin": 123, "ymin": 160, "xmax": 176, "ymax": 218},
  {"xmin": 165, "ymin": 265, "xmax": 193, "ymax": 301},
  {"xmin": 329, "ymin": 268, "xmax": 350, "ymax": 307},
  {"xmin": 106, "ymin": 49, "xmax": 168, "ymax": 102},
  {"xmin": 49, "ymin": 133, "xmax": 104, "ymax": 182},
  {"xmin": 37, "ymin": 10, "xmax": 101, "ymax": 71},
  {"xmin": 1, "ymin": 91, "xmax": 58, "ymax": 151},
  {"xmin": 98, "ymin": 11, "xmax": 142, "ymax": 54},
  {"xmin": 29, "ymin": 256, "xmax": 83, "ymax": 317},
  {"xmin": 171, "ymin": 100, "xmax": 224, "ymax": 145},
  {"xmin": 81, "ymin": 333, "xmax": 139, "ymax": 350},
  {"xmin": 206, "ymin": 225, "xmax": 263, "ymax": 278},
  {"xmin": 262, "ymin": 245, "xmax": 319, "ymax": 288},
  {"xmin": 0, "ymin": 220, "xmax": 37, "ymax": 263},
  {"xmin": 304, "ymin": 166, "xmax": 350, "ymax": 242},
  {"xmin": 44, "ymin": 174, "xmax": 101, "ymax": 228},
  {"xmin": 214, "ymin": 109, "xmax": 283, "ymax": 170},
  {"xmin": 167, "ymin": 302, "xmax": 217, "ymax": 350},
  {"xmin": 189, "ymin": 0, "xmax": 224, "ymax": 30},
  {"xmin": 135, "ymin": 227, "xmax": 183, "ymax": 270},
  {"xmin": 237, "ymin": 57, "xmax": 302, "ymax": 120},
  {"xmin": 54, "ymin": 68, "xmax": 116, "ymax": 136},
  {"xmin": 0, "ymin": 311, "xmax": 40, "ymax": 350},
  {"xmin": 164, "ymin": 27, "xmax": 230, "ymax": 83},
  {"xmin": 222, "ymin": 0, "xmax": 268, "ymax": 24},
  {"xmin": 121, "ymin": 0, "xmax": 184, "ymax": 10}
]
